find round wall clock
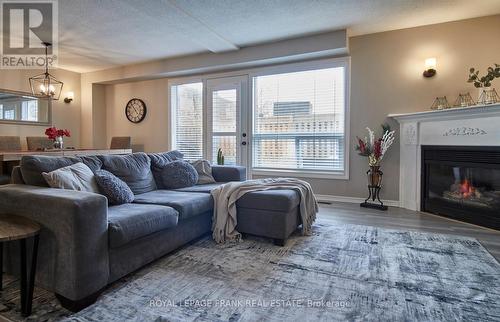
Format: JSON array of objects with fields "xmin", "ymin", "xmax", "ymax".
[{"xmin": 125, "ymin": 98, "xmax": 147, "ymax": 123}]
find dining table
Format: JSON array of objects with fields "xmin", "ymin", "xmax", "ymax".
[{"xmin": 0, "ymin": 148, "xmax": 132, "ymax": 177}]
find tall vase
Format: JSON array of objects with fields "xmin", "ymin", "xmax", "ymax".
[
  {"xmin": 367, "ymin": 165, "xmax": 383, "ymax": 187},
  {"xmin": 53, "ymin": 136, "xmax": 64, "ymax": 149}
]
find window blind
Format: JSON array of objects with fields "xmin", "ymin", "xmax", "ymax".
[
  {"xmin": 252, "ymin": 67, "xmax": 345, "ymax": 172},
  {"xmin": 171, "ymin": 82, "xmax": 203, "ymax": 160}
]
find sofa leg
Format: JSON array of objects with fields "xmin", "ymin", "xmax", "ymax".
[
  {"xmin": 273, "ymin": 238, "xmax": 286, "ymax": 247},
  {"xmin": 55, "ymin": 289, "xmax": 103, "ymax": 312}
]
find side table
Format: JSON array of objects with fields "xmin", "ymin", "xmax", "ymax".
[{"xmin": 0, "ymin": 214, "xmax": 41, "ymax": 317}]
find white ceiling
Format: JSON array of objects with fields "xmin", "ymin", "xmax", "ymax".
[{"xmin": 54, "ymin": 0, "xmax": 500, "ymax": 73}]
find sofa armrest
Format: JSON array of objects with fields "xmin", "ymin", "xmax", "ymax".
[
  {"xmin": 211, "ymin": 165, "xmax": 247, "ymax": 182},
  {"xmin": 0, "ymin": 184, "xmax": 109, "ymax": 301}
]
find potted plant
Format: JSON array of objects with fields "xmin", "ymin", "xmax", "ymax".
[
  {"xmin": 467, "ymin": 64, "xmax": 500, "ymax": 104},
  {"xmin": 217, "ymin": 148, "xmax": 225, "ymax": 165},
  {"xmin": 45, "ymin": 126, "xmax": 71, "ymax": 149}
]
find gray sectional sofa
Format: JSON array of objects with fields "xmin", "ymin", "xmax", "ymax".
[{"xmin": 0, "ymin": 152, "xmax": 302, "ymax": 311}]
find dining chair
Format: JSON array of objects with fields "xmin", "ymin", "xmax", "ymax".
[
  {"xmin": 110, "ymin": 136, "xmax": 131, "ymax": 149},
  {"xmin": 0, "ymin": 136, "xmax": 22, "ymax": 151},
  {"xmin": 26, "ymin": 136, "xmax": 53, "ymax": 151}
]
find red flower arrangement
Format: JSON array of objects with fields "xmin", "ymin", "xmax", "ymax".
[{"xmin": 45, "ymin": 127, "xmax": 71, "ymax": 140}]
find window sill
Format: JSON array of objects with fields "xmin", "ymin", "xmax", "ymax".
[{"xmin": 251, "ymin": 169, "xmax": 349, "ymax": 180}]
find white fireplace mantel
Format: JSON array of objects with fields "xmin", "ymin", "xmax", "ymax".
[{"xmin": 389, "ymin": 103, "xmax": 500, "ymax": 211}]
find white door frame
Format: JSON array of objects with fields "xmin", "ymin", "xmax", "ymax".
[{"xmin": 205, "ymin": 75, "xmax": 249, "ymax": 166}]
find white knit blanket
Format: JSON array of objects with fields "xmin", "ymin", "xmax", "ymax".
[{"xmin": 211, "ymin": 178, "xmax": 318, "ymax": 243}]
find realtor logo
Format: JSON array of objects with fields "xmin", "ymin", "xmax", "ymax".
[{"xmin": 0, "ymin": 0, "xmax": 58, "ymax": 68}]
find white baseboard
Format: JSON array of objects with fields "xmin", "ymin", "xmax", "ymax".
[{"xmin": 315, "ymin": 194, "xmax": 400, "ymax": 208}]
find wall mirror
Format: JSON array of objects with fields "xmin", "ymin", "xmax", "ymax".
[{"xmin": 0, "ymin": 89, "xmax": 51, "ymax": 125}]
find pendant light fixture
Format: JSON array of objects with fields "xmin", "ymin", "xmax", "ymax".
[{"xmin": 29, "ymin": 42, "xmax": 63, "ymax": 100}]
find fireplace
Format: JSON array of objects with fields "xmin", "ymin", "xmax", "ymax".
[{"xmin": 421, "ymin": 146, "xmax": 500, "ymax": 230}]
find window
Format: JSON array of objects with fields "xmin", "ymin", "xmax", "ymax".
[
  {"xmin": 21, "ymin": 99, "xmax": 39, "ymax": 121},
  {"xmin": 168, "ymin": 60, "xmax": 348, "ymax": 177},
  {"xmin": 3, "ymin": 106, "xmax": 15, "ymax": 120},
  {"xmin": 170, "ymin": 82, "xmax": 203, "ymax": 160},
  {"xmin": 252, "ymin": 66, "xmax": 346, "ymax": 174}
]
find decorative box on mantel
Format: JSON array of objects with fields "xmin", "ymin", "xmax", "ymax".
[{"xmin": 388, "ymin": 103, "xmax": 500, "ymax": 216}]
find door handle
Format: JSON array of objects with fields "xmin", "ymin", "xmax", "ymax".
[{"xmin": 241, "ymin": 141, "xmax": 247, "ymax": 146}]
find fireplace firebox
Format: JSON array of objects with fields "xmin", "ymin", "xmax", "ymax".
[{"xmin": 421, "ymin": 146, "xmax": 500, "ymax": 230}]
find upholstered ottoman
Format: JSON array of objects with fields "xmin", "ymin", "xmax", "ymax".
[{"xmin": 235, "ymin": 189, "xmax": 301, "ymax": 246}]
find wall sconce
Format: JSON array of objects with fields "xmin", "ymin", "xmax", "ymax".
[
  {"xmin": 64, "ymin": 91, "xmax": 74, "ymax": 103},
  {"xmin": 423, "ymin": 58, "xmax": 437, "ymax": 78}
]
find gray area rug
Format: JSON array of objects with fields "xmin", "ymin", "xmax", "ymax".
[{"xmin": 1, "ymin": 221, "xmax": 500, "ymax": 321}]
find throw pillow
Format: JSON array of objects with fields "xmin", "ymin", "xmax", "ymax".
[
  {"xmin": 156, "ymin": 160, "xmax": 198, "ymax": 189},
  {"xmin": 99, "ymin": 152, "xmax": 157, "ymax": 194},
  {"xmin": 42, "ymin": 162, "xmax": 99, "ymax": 193},
  {"xmin": 94, "ymin": 169, "xmax": 134, "ymax": 205},
  {"xmin": 190, "ymin": 159, "xmax": 216, "ymax": 184},
  {"xmin": 148, "ymin": 150, "xmax": 184, "ymax": 186}
]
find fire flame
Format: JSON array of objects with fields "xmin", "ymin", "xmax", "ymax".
[{"xmin": 459, "ymin": 179, "xmax": 475, "ymax": 198}]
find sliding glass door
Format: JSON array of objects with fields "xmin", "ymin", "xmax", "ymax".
[{"xmin": 206, "ymin": 76, "xmax": 248, "ymax": 166}]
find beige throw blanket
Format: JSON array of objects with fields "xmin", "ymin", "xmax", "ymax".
[{"xmin": 211, "ymin": 178, "xmax": 318, "ymax": 243}]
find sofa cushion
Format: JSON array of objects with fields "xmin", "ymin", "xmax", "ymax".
[
  {"xmin": 99, "ymin": 152, "xmax": 156, "ymax": 194},
  {"xmin": 94, "ymin": 169, "xmax": 134, "ymax": 205},
  {"xmin": 133, "ymin": 190, "xmax": 213, "ymax": 221},
  {"xmin": 20, "ymin": 155, "xmax": 80, "ymax": 186},
  {"xmin": 108, "ymin": 204, "xmax": 178, "ymax": 248},
  {"xmin": 174, "ymin": 182, "xmax": 225, "ymax": 194},
  {"xmin": 211, "ymin": 165, "xmax": 246, "ymax": 182},
  {"xmin": 42, "ymin": 162, "xmax": 100, "ymax": 193},
  {"xmin": 78, "ymin": 155, "xmax": 103, "ymax": 172},
  {"xmin": 148, "ymin": 150, "xmax": 184, "ymax": 169},
  {"xmin": 155, "ymin": 160, "xmax": 198, "ymax": 189},
  {"xmin": 236, "ymin": 189, "xmax": 300, "ymax": 212},
  {"xmin": 190, "ymin": 160, "xmax": 216, "ymax": 184}
]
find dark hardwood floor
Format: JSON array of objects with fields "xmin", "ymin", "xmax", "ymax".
[{"xmin": 318, "ymin": 202, "xmax": 500, "ymax": 261}]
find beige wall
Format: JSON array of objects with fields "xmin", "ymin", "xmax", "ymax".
[
  {"xmin": 104, "ymin": 79, "xmax": 170, "ymax": 152},
  {"xmin": 0, "ymin": 68, "xmax": 81, "ymax": 149},
  {"xmin": 92, "ymin": 84, "xmax": 107, "ymax": 148}
]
